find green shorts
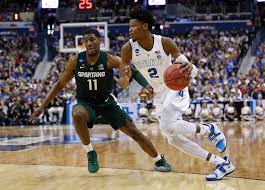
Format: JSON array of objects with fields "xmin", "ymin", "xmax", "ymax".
[{"xmin": 73, "ymin": 96, "xmax": 132, "ymax": 130}]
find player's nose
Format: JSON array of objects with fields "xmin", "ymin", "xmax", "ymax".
[{"xmin": 86, "ymin": 41, "xmax": 93, "ymax": 47}]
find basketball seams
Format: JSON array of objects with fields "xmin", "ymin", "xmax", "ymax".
[
  {"xmin": 166, "ymin": 64, "xmax": 184, "ymax": 79},
  {"xmin": 164, "ymin": 64, "xmax": 189, "ymax": 90}
]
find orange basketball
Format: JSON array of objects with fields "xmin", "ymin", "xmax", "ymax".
[{"xmin": 164, "ymin": 64, "xmax": 190, "ymax": 90}]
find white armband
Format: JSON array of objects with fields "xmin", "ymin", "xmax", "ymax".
[
  {"xmin": 175, "ymin": 54, "xmax": 189, "ymax": 63},
  {"xmin": 191, "ymin": 64, "xmax": 198, "ymax": 78},
  {"xmin": 175, "ymin": 54, "xmax": 198, "ymax": 78}
]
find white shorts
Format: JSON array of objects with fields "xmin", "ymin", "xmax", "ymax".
[{"xmin": 155, "ymin": 87, "xmax": 190, "ymax": 119}]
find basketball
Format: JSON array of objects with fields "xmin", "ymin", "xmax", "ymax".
[{"xmin": 164, "ymin": 64, "xmax": 190, "ymax": 90}]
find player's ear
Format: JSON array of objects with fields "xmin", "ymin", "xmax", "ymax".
[{"xmin": 143, "ymin": 23, "xmax": 149, "ymax": 30}]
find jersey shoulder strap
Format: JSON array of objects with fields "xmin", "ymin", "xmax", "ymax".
[
  {"xmin": 76, "ymin": 51, "xmax": 86, "ymax": 68},
  {"xmin": 153, "ymin": 34, "xmax": 168, "ymax": 56}
]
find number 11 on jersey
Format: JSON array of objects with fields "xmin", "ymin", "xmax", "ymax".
[{"xmin": 87, "ymin": 79, "xmax": 98, "ymax": 90}]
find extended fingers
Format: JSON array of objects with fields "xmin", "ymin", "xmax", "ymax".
[{"xmin": 179, "ymin": 62, "xmax": 192, "ymax": 76}]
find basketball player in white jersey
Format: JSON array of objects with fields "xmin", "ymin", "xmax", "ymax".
[{"xmin": 119, "ymin": 5, "xmax": 235, "ymax": 181}]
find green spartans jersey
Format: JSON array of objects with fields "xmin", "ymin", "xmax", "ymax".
[{"xmin": 74, "ymin": 51, "xmax": 114, "ymax": 104}]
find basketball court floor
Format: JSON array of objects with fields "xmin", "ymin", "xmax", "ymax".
[{"xmin": 0, "ymin": 122, "xmax": 265, "ymax": 190}]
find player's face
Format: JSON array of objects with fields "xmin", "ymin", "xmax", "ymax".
[
  {"xmin": 129, "ymin": 19, "xmax": 147, "ymax": 41},
  {"xmin": 83, "ymin": 34, "xmax": 100, "ymax": 55}
]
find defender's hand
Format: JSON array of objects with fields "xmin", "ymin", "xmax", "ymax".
[
  {"xmin": 29, "ymin": 107, "xmax": 44, "ymax": 123},
  {"xmin": 145, "ymin": 85, "xmax": 155, "ymax": 98},
  {"xmin": 120, "ymin": 65, "xmax": 132, "ymax": 78},
  {"xmin": 117, "ymin": 76, "xmax": 130, "ymax": 89}
]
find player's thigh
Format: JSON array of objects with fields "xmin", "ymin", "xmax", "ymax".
[
  {"xmin": 161, "ymin": 103, "xmax": 183, "ymax": 122},
  {"xmin": 100, "ymin": 103, "xmax": 133, "ymax": 130},
  {"xmin": 72, "ymin": 101, "xmax": 96, "ymax": 125}
]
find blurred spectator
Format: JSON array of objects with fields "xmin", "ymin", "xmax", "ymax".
[
  {"xmin": 199, "ymin": 102, "xmax": 211, "ymax": 122},
  {"xmin": 224, "ymin": 101, "xmax": 237, "ymax": 121},
  {"xmin": 240, "ymin": 100, "xmax": 254, "ymax": 121},
  {"xmin": 255, "ymin": 101, "xmax": 265, "ymax": 121},
  {"xmin": 0, "ymin": 107, "xmax": 7, "ymax": 126},
  {"xmin": 211, "ymin": 101, "xmax": 223, "ymax": 122}
]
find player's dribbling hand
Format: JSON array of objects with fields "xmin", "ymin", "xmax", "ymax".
[
  {"xmin": 178, "ymin": 61, "xmax": 193, "ymax": 77},
  {"xmin": 29, "ymin": 107, "xmax": 44, "ymax": 123}
]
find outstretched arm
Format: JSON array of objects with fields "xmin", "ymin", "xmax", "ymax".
[
  {"xmin": 29, "ymin": 56, "xmax": 77, "ymax": 123},
  {"xmin": 107, "ymin": 53, "xmax": 131, "ymax": 88}
]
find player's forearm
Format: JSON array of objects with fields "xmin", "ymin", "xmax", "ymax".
[
  {"xmin": 118, "ymin": 76, "xmax": 130, "ymax": 89},
  {"xmin": 131, "ymin": 66, "xmax": 149, "ymax": 88},
  {"xmin": 40, "ymin": 81, "xmax": 65, "ymax": 109}
]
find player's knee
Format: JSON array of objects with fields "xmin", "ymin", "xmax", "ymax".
[
  {"xmin": 166, "ymin": 135, "xmax": 188, "ymax": 149},
  {"xmin": 160, "ymin": 118, "xmax": 180, "ymax": 136},
  {"xmin": 72, "ymin": 110, "xmax": 87, "ymax": 122},
  {"xmin": 123, "ymin": 123, "xmax": 143, "ymax": 141}
]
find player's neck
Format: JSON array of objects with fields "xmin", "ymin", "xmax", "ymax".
[
  {"xmin": 137, "ymin": 33, "xmax": 154, "ymax": 51},
  {"xmin": 86, "ymin": 51, "xmax": 100, "ymax": 65}
]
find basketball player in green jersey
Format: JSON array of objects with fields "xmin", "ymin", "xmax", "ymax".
[{"xmin": 30, "ymin": 28, "xmax": 171, "ymax": 173}]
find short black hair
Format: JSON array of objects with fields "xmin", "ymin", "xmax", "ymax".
[
  {"xmin": 83, "ymin": 27, "xmax": 100, "ymax": 38},
  {"xmin": 129, "ymin": 5, "xmax": 155, "ymax": 31}
]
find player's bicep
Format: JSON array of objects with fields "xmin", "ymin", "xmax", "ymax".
[
  {"xmin": 121, "ymin": 42, "xmax": 132, "ymax": 65},
  {"xmin": 107, "ymin": 53, "xmax": 121, "ymax": 69},
  {"xmin": 162, "ymin": 37, "xmax": 181, "ymax": 60},
  {"xmin": 58, "ymin": 56, "xmax": 76, "ymax": 86}
]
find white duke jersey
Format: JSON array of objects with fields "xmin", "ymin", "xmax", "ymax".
[
  {"xmin": 129, "ymin": 34, "xmax": 172, "ymax": 94},
  {"xmin": 129, "ymin": 34, "xmax": 190, "ymax": 113}
]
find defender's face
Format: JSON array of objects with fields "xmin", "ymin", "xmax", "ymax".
[
  {"xmin": 129, "ymin": 19, "xmax": 147, "ymax": 41},
  {"xmin": 83, "ymin": 34, "xmax": 100, "ymax": 55}
]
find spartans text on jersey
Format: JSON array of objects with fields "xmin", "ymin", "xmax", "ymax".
[{"xmin": 78, "ymin": 71, "xmax": 106, "ymax": 78}]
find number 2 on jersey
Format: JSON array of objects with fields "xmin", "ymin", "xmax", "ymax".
[
  {"xmin": 148, "ymin": 68, "xmax": 159, "ymax": 78},
  {"xmin": 87, "ymin": 79, "xmax": 98, "ymax": 90}
]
